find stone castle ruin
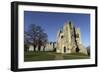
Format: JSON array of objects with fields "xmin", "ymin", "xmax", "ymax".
[
  {"xmin": 56, "ymin": 21, "xmax": 87, "ymax": 54},
  {"xmin": 28, "ymin": 21, "xmax": 88, "ymax": 55}
]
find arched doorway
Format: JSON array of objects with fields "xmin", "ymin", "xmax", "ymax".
[
  {"xmin": 76, "ymin": 47, "xmax": 80, "ymax": 52},
  {"xmin": 64, "ymin": 46, "xmax": 66, "ymax": 53}
]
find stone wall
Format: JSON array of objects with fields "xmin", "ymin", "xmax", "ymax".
[{"xmin": 28, "ymin": 42, "xmax": 56, "ymax": 52}]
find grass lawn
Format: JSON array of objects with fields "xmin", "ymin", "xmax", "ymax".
[
  {"xmin": 24, "ymin": 51, "xmax": 90, "ymax": 62},
  {"xmin": 24, "ymin": 51, "xmax": 55, "ymax": 61},
  {"xmin": 63, "ymin": 53, "xmax": 90, "ymax": 60}
]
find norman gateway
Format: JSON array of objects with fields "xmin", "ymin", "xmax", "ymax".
[{"xmin": 29, "ymin": 21, "xmax": 88, "ymax": 55}]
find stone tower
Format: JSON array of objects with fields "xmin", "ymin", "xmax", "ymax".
[
  {"xmin": 56, "ymin": 21, "xmax": 73, "ymax": 53},
  {"xmin": 56, "ymin": 21, "xmax": 87, "ymax": 54},
  {"xmin": 75, "ymin": 28, "xmax": 82, "ymax": 44}
]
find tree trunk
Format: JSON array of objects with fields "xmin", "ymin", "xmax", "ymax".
[
  {"xmin": 33, "ymin": 45, "xmax": 36, "ymax": 52},
  {"xmin": 38, "ymin": 45, "xmax": 41, "ymax": 51}
]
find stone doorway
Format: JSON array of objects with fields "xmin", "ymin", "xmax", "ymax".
[{"xmin": 64, "ymin": 46, "xmax": 66, "ymax": 53}]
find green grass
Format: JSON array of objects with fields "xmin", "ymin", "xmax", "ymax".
[
  {"xmin": 66, "ymin": 53, "xmax": 88, "ymax": 56},
  {"xmin": 24, "ymin": 51, "xmax": 55, "ymax": 61},
  {"xmin": 63, "ymin": 53, "xmax": 90, "ymax": 60},
  {"xmin": 24, "ymin": 51, "xmax": 90, "ymax": 62}
]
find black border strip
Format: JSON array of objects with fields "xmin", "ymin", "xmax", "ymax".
[
  {"xmin": 12, "ymin": 1, "xmax": 97, "ymax": 9},
  {"xmin": 11, "ymin": 2, "xmax": 18, "ymax": 71}
]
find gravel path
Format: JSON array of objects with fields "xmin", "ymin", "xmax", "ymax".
[{"xmin": 54, "ymin": 54, "xmax": 64, "ymax": 60}]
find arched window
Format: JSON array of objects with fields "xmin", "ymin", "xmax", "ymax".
[
  {"xmin": 50, "ymin": 42, "xmax": 52, "ymax": 45},
  {"xmin": 61, "ymin": 35, "xmax": 63, "ymax": 39}
]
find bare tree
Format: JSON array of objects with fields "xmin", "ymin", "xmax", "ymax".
[{"xmin": 24, "ymin": 24, "xmax": 48, "ymax": 51}]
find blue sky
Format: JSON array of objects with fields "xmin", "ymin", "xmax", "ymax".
[{"xmin": 24, "ymin": 11, "xmax": 90, "ymax": 47}]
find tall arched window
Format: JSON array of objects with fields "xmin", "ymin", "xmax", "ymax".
[{"xmin": 61, "ymin": 35, "xmax": 63, "ymax": 39}]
